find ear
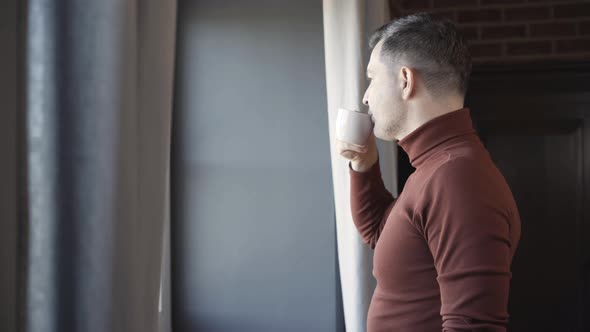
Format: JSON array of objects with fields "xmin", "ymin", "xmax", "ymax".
[{"xmin": 398, "ymin": 66, "xmax": 414, "ymax": 100}]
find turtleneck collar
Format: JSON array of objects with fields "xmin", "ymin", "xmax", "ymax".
[{"xmin": 397, "ymin": 107, "xmax": 476, "ymax": 168}]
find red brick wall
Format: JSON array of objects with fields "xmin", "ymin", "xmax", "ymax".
[{"xmin": 391, "ymin": 0, "xmax": 590, "ymax": 63}]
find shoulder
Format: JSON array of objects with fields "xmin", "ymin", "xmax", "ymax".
[
  {"xmin": 424, "ymin": 152, "xmax": 485, "ymax": 194},
  {"xmin": 413, "ymin": 154, "xmax": 492, "ymax": 230},
  {"xmin": 417, "ymin": 150, "xmax": 514, "ymax": 216}
]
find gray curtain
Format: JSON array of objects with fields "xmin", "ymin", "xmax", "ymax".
[
  {"xmin": 20, "ymin": 1, "xmax": 176, "ymax": 332},
  {"xmin": 322, "ymin": 1, "xmax": 393, "ymax": 331},
  {"xmin": 0, "ymin": 0, "xmax": 18, "ymax": 331},
  {"xmin": 171, "ymin": 1, "xmax": 341, "ymax": 331}
]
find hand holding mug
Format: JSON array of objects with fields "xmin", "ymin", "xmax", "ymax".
[{"xmin": 335, "ymin": 108, "xmax": 378, "ymax": 172}]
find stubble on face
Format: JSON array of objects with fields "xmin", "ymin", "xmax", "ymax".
[
  {"xmin": 378, "ymin": 101, "xmax": 406, "ymax": 141},
  {"xmin": 367, "ymin": 42, "xmax": 409, "ymax": 142},
  {"xmin": 374, "ymin": 73, "xmax": 407, "ymax": 141}
]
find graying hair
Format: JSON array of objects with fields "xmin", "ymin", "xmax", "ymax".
[{"xmin": 369, "ymin": 13, "xmax": 472, "ymax": 97}]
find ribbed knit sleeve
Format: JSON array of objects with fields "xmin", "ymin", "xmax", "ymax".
[{"xmin": 349, "ymin": 160, "xmax": 396, "ymax": 249}]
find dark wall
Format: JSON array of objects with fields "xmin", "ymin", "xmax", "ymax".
[
  {"xmin": 171, "ymin": 0, "xmax": 343, "ymax": 331},
  {"xmin": 0, "ymin": 0, "xmax": 18, "ymax": 331}
]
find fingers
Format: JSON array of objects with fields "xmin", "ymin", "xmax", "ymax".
[
  {"xmin": 336, "ymin": 139, "xmax": 367, "ymax": 153},
  {"xmin": 340, "ymin": 150, "xmax": 357, "ymax": 160},
  {"xmin": 336, "ymin": 140, "xmax": 368, "ymax": 161}
]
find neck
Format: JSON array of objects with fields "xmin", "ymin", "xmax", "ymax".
[
  {"xmin": 395, "ymin": 95, "xmax": 464, "ymax": 141},
  {"xmin": 397, "ymin": 107, "xmax": 476, "ymax": 168}
]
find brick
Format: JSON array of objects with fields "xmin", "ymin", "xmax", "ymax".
[
  {"xmin": 480, "ymin": 0, "xmax": 525, "ymax": 4},
  {"xmin": 481, "ymin": 25, "xmax": 526, "ymax": 39},
  {"xmin": 401, "ymin": 0, "xmax": 431, "ymax": 10},
  {"xmin": 530, "ymin": 23, "xmax": 577, "ymax": 37},
  {"xmin": 433, "ymin": 0, "xmax": 477, "ymax": 9},
  {"xmin": 506, "ymin": 41, "xmax": 552, "ymax": 56},
  {"xmin": 580, "ymin": 21, "xmax": 590, "ymax": 35},
  {"xmin": 468, "ymin": 42, "xmax": 503, "ymax": 57},
  {"xmin": 505, "ymin": 6, "xmax": 550, "ymax": 21},
  {"xmin": 431, "ymin": 10, "xmax": 457, "ymax": 21},
  {"xmin": 458, "ymin": 26, "xmax": 479, "ymax": 40},
  {"xmin": 458, "ymin": 9, "xmax": 502, "ymax": 23},
  {"xmin": 554, "ymin": 3, "xmax": 590, "ymax": 19},
  {"xmin": 556, "ymin": 38, "xmax": 590, "ymax": 53}
]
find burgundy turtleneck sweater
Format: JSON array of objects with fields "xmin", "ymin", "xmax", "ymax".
[{"xmin": 350, "ymin": 108, "xmax": 521, "ymax": 332}]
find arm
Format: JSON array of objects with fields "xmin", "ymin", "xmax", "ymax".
[
  {"xmin": 417, "ymin": 159, "xmax": 516, "ymax": 331},
  {"xmin": 349, "ymin": 160, "xmax": 396, "ymax": 249},
  {"xmin": 337, "ymin": 133, "xmax": 393, "ymax": 249}
]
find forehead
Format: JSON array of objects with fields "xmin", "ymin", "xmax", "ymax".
[{"xmin": 367, "ymin": 41, "xmax": 384, "ymax": 72}]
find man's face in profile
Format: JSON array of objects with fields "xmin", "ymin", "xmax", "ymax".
[{"xmin": 363, "ymin": 41, "xmax": 406, "ymax": 142}]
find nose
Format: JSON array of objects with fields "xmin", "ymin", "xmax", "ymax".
[{"xmin": 362, "ymin": 89, "xmax": 369, "ymax": 106}]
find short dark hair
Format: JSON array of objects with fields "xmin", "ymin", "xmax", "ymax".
[{"xmin": 369, "ymin": 13, "xmax": 472, "ymax": 97}]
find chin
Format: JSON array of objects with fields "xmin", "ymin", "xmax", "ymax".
[
  {"xmin": 373, "ymin": 127, "xmax": 386, "ymax": 141},
  {"xmin": 374, "ymin": 126, "xmax": 395, "ymax": 142}
]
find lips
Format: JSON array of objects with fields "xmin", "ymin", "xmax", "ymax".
[{"xmin": 367, "ymin": 110, "xmax": 375, "ymax": 123}]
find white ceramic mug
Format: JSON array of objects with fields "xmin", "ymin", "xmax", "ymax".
[{"xmin": 336, "ymin": 107, "xmax": 374, "ymax": 146}]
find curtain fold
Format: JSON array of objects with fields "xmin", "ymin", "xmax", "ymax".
[
  {"xmin": 20, "ymin": 1, "xmax": 176, "ymax": 331},
  {"xmin": 0, "ymin": 1, "xmax": 18, "ymax": 332},
  {"xmin": 322, "ymin": 1, "xmax": 396, "ymax": 331}
]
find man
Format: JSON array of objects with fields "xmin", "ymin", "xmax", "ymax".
[{"xmin": 336, "ymin": 13, "xmax": 521, "ymax": 332}]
